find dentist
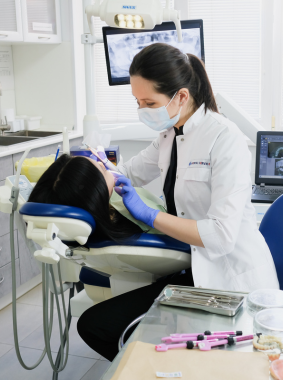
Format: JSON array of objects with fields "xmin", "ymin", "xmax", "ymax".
[{"xmin": 77, "ymin": 43, "xmax": 279, "ymax": 361}]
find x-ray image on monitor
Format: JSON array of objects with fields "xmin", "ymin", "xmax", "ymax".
[{"xmin": 103, "ymin": 20, "xmax": 204, "ymax": 85}]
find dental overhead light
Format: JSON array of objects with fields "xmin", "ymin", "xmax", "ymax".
[{"xmin": 85, "ymin": 0, "xmax": 183, "ymax": 42}]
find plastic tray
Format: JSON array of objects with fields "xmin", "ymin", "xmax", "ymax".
[{"xmin": 247, "ymin": 289, "xmax": 283, "ymax": 313}]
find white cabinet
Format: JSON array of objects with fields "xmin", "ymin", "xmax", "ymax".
[
  {"xmin": 0, "ymin": 0, "xmax": 61, "ymax": 44},
  {"xmin": 21, "ymin": 0, "xmax": 61, "ymax": 43},
  {"xmin": 0, "ymin": 0, "xmax": 23, "ymax": 42}
]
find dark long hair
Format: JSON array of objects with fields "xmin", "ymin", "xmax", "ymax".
[
  {"xmin": 129, "ymin": 43, "xmax": 218, "ymax": 114},
  {"xmin": 28, "ymin": 155, "xmax": 142, "ymax": 241}
]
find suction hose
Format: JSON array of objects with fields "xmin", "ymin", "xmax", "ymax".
[{"xmin": 10, "ymin": 202, "xmax": 70, "ymax": 373}]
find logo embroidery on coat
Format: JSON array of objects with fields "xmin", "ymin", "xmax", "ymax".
[{"xmin": 189, "ymin": 162, "xmax": 211, "ymax": 166}]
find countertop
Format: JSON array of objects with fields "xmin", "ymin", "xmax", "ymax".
[{"xmin": 0, "ymin": 130, "xmax": 83, "ymax": 158}]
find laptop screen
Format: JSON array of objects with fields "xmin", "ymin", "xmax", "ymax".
[{"xmin": 258, "ymin": 133, "xmax": 283, "ymax": 182}]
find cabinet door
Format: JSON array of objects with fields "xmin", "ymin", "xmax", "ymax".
[
  {"xmin": 0, "ymin": 0, "xmax": 23, "ymax": 42},
  {"xmin": 21, "ymin": 0, "xmax": 61, "ymax": 43}
]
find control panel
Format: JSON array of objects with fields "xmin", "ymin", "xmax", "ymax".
[{"xmin": 7, "ymin": 175, "xmax": 34, "ymax": 202}]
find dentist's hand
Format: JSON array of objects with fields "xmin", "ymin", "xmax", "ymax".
[{"xmin": 114, "ymin": 177, "xmax": 160, "ymax": 228}]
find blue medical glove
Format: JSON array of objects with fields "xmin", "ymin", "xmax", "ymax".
[{"xmin": 114, "ymin": 177, "xmax": 160, "ymax": 228}]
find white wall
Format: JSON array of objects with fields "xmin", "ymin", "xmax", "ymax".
[
  {"xmin": 3, "ymin": 0, "xmax": 77, "ymax": 130},
  {"xmin": 12, "ymin": 42, "xmax": 75, "ymax": 128}
]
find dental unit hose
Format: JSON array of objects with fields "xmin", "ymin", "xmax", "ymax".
[{"xmin": 9, "ymin": 148, "xmax": 71, "ymax": 376}]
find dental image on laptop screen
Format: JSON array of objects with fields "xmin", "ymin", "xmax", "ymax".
[{"xmin": 259, "ymin": 135, "xmax": 283, "ymax": 179}]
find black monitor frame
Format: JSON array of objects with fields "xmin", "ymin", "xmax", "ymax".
[
  {"xmin": 255, "ymin": 131, "xmax": 283, "ymax": 185},
  {"xmin": 102, "ymin": 19, "xmax": 205, "ymax": 86}
]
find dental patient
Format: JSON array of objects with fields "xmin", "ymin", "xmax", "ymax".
[{"xmin": 28, "ymin": 154, "xmax": 166, "ymax": 241}]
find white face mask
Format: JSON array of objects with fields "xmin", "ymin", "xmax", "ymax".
[{"xmin": 137, "ymin": 92, "xmax": 182, "ymax": 131}]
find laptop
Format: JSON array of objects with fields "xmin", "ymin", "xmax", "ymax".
[{"xmin": 251, "ymin": 131, "xmax": 283, "ymax": 203}]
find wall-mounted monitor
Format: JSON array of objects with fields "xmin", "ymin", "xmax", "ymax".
[{"xmin": 102, "ymin": 20, "xmax": 204, "ymax": 86}]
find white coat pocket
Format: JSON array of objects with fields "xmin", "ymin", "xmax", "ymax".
[
  {"xmin": 183, "ymin": 167, "xmax": 211, "ymax": 182},
  {"xmin": 182, "ymin": 167, "xmax": 211, "ymax": 216}
]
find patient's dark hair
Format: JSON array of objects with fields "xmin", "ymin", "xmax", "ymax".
[
  {"xmin": 28, "ymin": 154, "xmax": 142, "ymax": 241},
  {"xmin": 129, "ymin": 43, "xmax": 218, "ymax": 114}
]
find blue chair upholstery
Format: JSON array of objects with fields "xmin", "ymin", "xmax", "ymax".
[
  {"xmin": 79, "ymin": 266, "xmax": 110, "ymax": 288},
  {"xmin": 20, "ymin": 202, "xmax": 96, "ymax": 231},
  {"xmin": 86, "ymin": 234, "xmax": 191, "ymax": 253},
  {"xmin": 20, "ymin": 203, "xmax": 191, "ymax": 254},
  {"xmin": 20, "ymin": 203, "xmax": 191, "ymax": 290},
  {"xmin": 259, "ymin": 195, "xmax": 283, "ymax": 289}
]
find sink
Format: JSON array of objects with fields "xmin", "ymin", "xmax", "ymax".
[
  {"xmin": 6, "ymin": 131, "xmax": 61, "ymax": 138},
  {"xmin": 0, "ymin": 136, "xmax": 38, "ymax": 146}
]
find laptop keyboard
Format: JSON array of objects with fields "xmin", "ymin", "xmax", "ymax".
[{"xmin": 254, "ymin": 187, "xmax": 283, "ymax": 195}]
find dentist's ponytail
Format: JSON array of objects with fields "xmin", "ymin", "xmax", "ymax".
[{"xmin": 130, "ymin": 43, "xmax": 218, "ymax": 114}]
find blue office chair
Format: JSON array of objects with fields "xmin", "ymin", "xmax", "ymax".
[{"xmin": 259, "ymin": 195, "xmax": 283, "ymax": 290}]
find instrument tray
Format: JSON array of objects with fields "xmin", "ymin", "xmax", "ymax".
[{"xmin": 156, "ymin": 285, "xmax": 246, "ymax": 317}]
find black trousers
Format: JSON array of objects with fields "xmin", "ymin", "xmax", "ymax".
[{"xmin": 77, "ymin": 269, "xmax": 194, "ymax": 361}]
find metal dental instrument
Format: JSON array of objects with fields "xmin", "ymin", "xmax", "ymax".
[
  {"xmin": 174, "ymin": 289, "xmax": 241, "ymax": 302},
  {"xmin": 165, "ymin": 296, "xmax": 234, "ymax": 310}
]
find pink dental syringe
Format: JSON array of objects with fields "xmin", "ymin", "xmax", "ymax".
[
  {"xmin": 198, "ymin": 334, "xmax": 254, "ymax": 351},
  {"xmin": 156, "ymin": 339, "xmax": 219, "ymax": 352},
  {"xmin": 156, "ymin": 334, "xmax": 254, "ymax": 352},
  {"xmin": 162, "ymin": 334, "xmax": 237, "ymax": 344},
  {"xmin": 169, "ymin": 330, "xmax": 242, "ymax": 339}
]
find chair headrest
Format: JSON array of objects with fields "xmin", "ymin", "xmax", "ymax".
[{"xmin": 20, "ymin": 202, "xmax": 96, "ymax": 231}]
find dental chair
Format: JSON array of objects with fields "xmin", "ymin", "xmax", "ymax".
[
  {"xmin": 259, "ymin": 194, "xmax": 283, "ymax": 290},
  {"xmin": 20, "ymin": 202, "xmax": 191, "ymax": 317}
]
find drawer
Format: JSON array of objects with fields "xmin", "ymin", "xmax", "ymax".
[
  {"xmin": 0, "ymin": 232, "xmax": 19, "ymax": 268},
  {"xmin": 0, "ymin": 180, "xmax": 10, "ymax": 237},
  {"xmin": 0, "ymin": 210, "xmax": 10, "ymax": 237},
  {"xmin": 0, "ymin": 155, "xmax": 13, "ymax": 181},
  {"xmin": 18, "ymin": 230, "xmax": 41, "ymax": 285},
  {"xmin": 0, "ymin": 259, "xmax": 20, "ymax": 298}
]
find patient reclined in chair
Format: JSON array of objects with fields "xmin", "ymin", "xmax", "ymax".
[
  {"xmin": 28, "ymin": 154, "xmax": 167, "ymax": 239},
  {"xmin": 20, "ymin": 153, "xmax": 190, "ymax": 313}
]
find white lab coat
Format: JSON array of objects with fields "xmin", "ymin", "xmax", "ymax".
[{"xmin": 118, "ymin": 104, "xmax": 279, "ymax": 292}]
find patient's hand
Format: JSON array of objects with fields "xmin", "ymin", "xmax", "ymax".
[{"xmin": 115, "ymin": 177, "xmax": 159, "ymax": 228}]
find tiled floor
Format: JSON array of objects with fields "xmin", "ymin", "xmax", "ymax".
[{"xmin": 0, "ymin": 284, "xmax": 111, "ymax": 379}]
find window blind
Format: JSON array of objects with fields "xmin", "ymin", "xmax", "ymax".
[
  {"xmin": 188, "ymin": 0, "xmax": 261, "ymax": 119},
  {"xmin": 93, "ymin": 0, "xmax": 174, "ymax": 124}
]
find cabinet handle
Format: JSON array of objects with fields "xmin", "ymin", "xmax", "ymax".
[
  {"xmin": 0, "ymin": 277, "xmax": 4, "ymax": 284},
  {"xmin": 38, "ymin": 36, "xmax": 51, "ymax": 40},
  {"xmin": 0, "ymin": 34, "xmax": 8, "ymax": 38}
]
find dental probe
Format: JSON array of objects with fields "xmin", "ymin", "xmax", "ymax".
[
  {"xmin": 170, "ymin": 330, "xmax": 242, "ymax": 338},
  {"xmin": 85, "ymin": 144, "xmax": 118, "ymax": 172},
  {"xmin": 162, "ymin": 334, "xmax": 237, "ymax": 344}
]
